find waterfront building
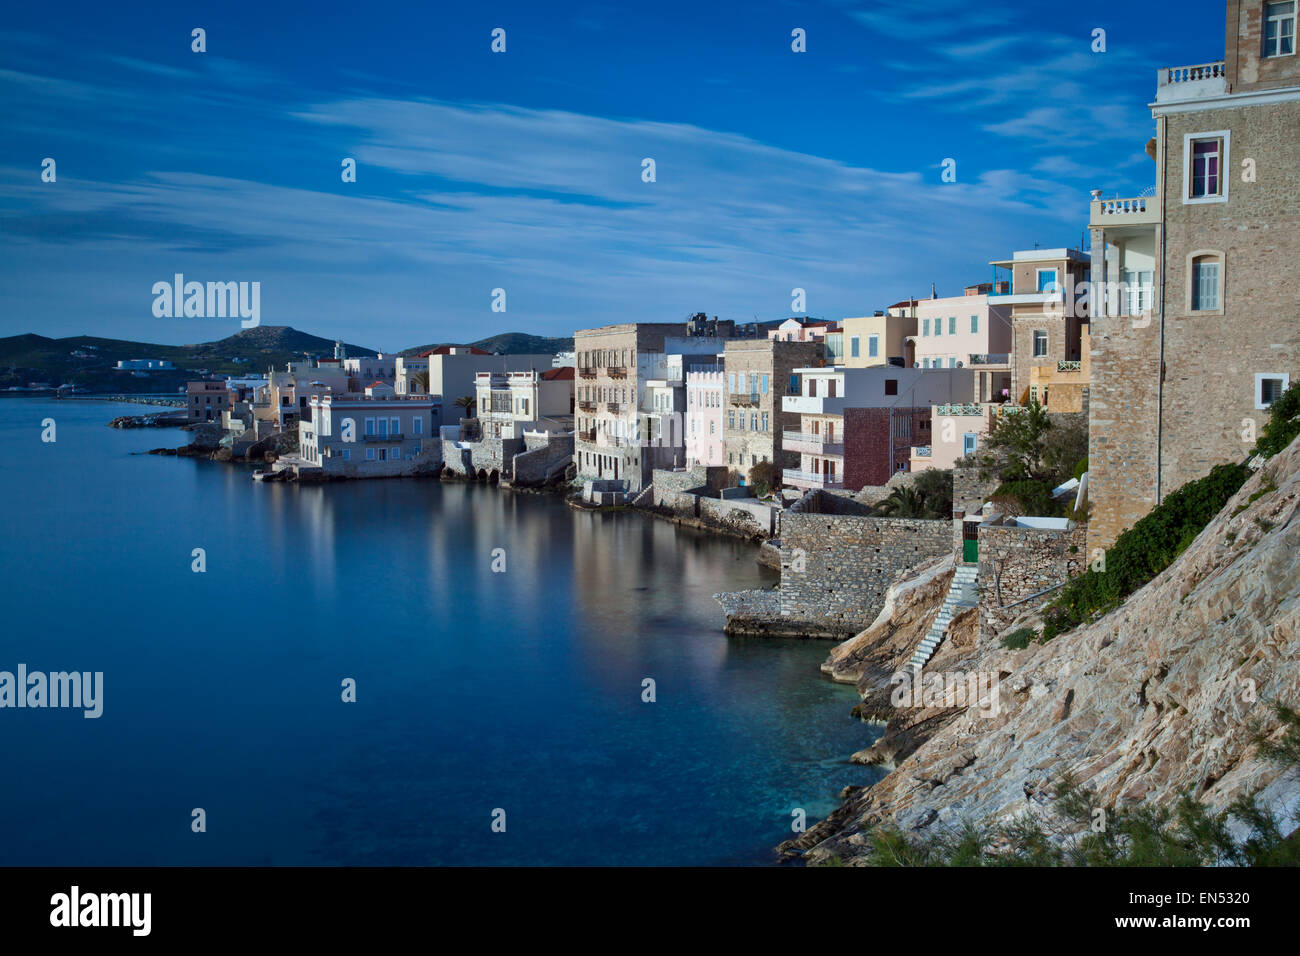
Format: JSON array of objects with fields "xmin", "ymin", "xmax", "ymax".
[
  {"xmin": 394, "ymin": 355, "xmax": 429, "ymax": 395},
  {"xmin": 685, "ymin": 365, "xmax": 725, "ymax": 467},
  {"xmin": 342, "ymin": 353, "xmax": 397, "ymax": 387},
  {"xmin": 1086, "ymin": 0, "xmax": 1300, "ymax": 552},
  {"xmin": 475, "ymin": 366, "xmax": 575, "ymax": 439},
  {"xmin": 988, "ymin": 247, "xmax": 1092, "ymax": 404},
  {"xmin": 297, "ymin": 386, "xmax": 437, "ymax": 477},
  {"xmin": 911, "ymin": 289, "xmax": 1013, "ymax": 403},
  {"xmin": 767, "ymin": 317, "xmax": 833, "ymax": 343},
  {"xmin": 574, "ymin": 321, "xmax": 734, "ymax": 492},
  {"xmin": 783, "ymin": 366, "xmax": 978, "ymax": 490},
  {"xmin": 722, "ymin": 338, "xmax": 824, "ymax": 480},
  {"xmin": 186, "ymin": 380, "xmax": 230, "ymax": 423},
  {"xmin": 842, "ymin": 300, "xmax": 919, "ymax": 369},
  {"xmin": 415, "ymin": 346, "xmax": 557, "ymax": 407},
  {"xmin": 116, "ymin": 359, "xmax": 175, "ymax": 371}
]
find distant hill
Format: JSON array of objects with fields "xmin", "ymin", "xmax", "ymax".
[
  {"xmin": 186, "ymin": 326, "xmax": 377, "ymax": 358},
  {"xmin": 0, "ymin": 325, "xmax": 377, "ymax": 394},
  {"xmin": 399, "ymin": 332, "xmax": 572, "ymax": 357},
  {"xmin": 0, "ymin": 326, "xmax": 569, "ymax": 394}
]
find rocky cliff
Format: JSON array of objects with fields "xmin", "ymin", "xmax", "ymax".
[{"xmin": 785, "ymin": 435, "xmax": 1300, "ymax": 864}]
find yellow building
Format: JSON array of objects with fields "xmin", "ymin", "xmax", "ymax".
[{"xmin": 840, "ymin": 301, "xmax": 917, "ymax": 368}]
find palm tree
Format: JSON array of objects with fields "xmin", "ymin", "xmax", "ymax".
[
  {"xmin": 454, "ymin": 394, "xmax": 476, "ymax": 417},
  {"xmin": 874, "ymin": 486, "xmax": 924, "ymax": 518},
  {"xmin": 413, "ymin": 370, "xmax": 430, "ymax": 394}
]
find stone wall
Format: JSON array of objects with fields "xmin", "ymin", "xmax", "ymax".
[
  {"xmin": 441, "ymin": 437, "xmax": 524, "ymax": 478},
  {"xmin": 977, "ymin": 522, "xmax": 1087, "ymax": 638},
  {"xmin": 510, "ymin": 434, "xmax": 574, "ymax": 486},
  {"xmin": 952, "ymin": 460, "xmax": 998, "ymax": 513},
  {"xmin": 755, "ymin": 513, "xmax": 951, "ymax": 637}
]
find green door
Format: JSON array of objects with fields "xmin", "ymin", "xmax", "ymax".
[{"xmin": 963, "ymin": 537, "xmax": 978, "ymax": 563}]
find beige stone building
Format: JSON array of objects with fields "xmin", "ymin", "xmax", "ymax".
[
  {"xmin": 988, "ymin": 248, "xmax": 1092, "ymax": 403},
  {"xmin": 574, "ymin": 322, "xmax": 732, "ymax": 491},
  {"xmin": 721, "ymin": 338, "xmax": 824, "ymax": 479},
  {"xmin": 841, "ymin": 300, "xmax": 917, "ymax": 369},
  {"xmin": 1088, "ymin": 0, "xmax": 1299, "ymax": 553}
]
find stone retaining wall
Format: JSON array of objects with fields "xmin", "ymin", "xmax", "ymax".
[{"xmin": 977, "ymin": 522, "xmax": 1087, "ymax": 638}]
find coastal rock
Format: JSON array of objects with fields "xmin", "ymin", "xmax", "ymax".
[{"xmin": 790, "ymin": 433, "xmax": 1300, "ymax": 864}]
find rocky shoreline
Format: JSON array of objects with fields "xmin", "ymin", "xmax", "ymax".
[{"xmin": 778, "ymin": 437, "xmax": 1300, "ymax": 865}]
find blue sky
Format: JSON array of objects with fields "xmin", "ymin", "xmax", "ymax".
[{"xmin": 1, "ymin": 0, "xmax": 1227, "ymax": 350}]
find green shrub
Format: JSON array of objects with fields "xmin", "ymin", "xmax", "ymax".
[
  {"xmin": 1253, "ymin": 382, "xmax": 1300, "ymax": 459},
  {"xmin": 1040, "ymin": 461, "xmax": 1250, "ymax": 642},
  {"xmin": 1072, "ymin": 456, "xmax": 1089, "ymax": 481},
  {"xmin": 992, "ymin": 479, "xmax": 1056, "ymax": 517},
  {"xmin": 1002, "ymin": 627, "xmax": 1036, "ymax": 650}
]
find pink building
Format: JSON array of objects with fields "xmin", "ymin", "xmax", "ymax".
[
  {"xmin": 685, "ymin": 367, "xmax": 725, "ymax": 467},
  {"xmin": 768, "ymin": 317, "xmax": 835, "ymax": 342}
]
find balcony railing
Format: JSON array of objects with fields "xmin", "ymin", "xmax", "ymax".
[
  {"xmin": 1057, "ymin": 360, "xmax": 1082, "ymax": 373},
  {"xmin": 364, "ymin": 433, "xmax": 404, "ymax": 442},
  {"xmin": 934, "ymin": 403, "xmax": 984, "ymax": 416},
  {"xmin": 605, "ymin": 402, "xmax": 622, "ymax": 413},
  {"xmin": 782, "ymin": 430, "xmax": 844, "ymax": 455},
  {"xmin": 1090, "ymin": 194, "xmax": 1161, "ymax": 227},
  {"xmin": 912, "ymin": 446, "xmax": 932, "ymax": 458},
  {"xmin": 577, "ymin": 429, "xmax": 596, "ymax": 442},
  {"xmin": 783, "ymin": 468, "xmax": 844, "ymax": 490},
  {"xmin": 607, "ymin": 366, "xmax": 628, "ymax": 379},
  {"xmin": 968, "ymin": 354, "xmax": 1010, "ymax": 366},
  {"xmin": 1156, "ymin": 60, "xmax": 1227, "ymax": 104},
  {"xmin": 578, "ymin": 367, "xmax": 597, "ymax": 379},
  {"xmin": 578, "ymin": 400, "xmax": 597, "ymax": 411},
  {"xmin": 1163, "ymin": 60, "xmax": 1225, "ymax": 85},
  {"xmin": 729, "ymin": 392, "xmax": 760, "ymax": 407}
]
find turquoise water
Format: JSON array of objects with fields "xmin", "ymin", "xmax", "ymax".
[{"xmin": 0, "ymin": 398, "xmax": 881, "ymax": 865}]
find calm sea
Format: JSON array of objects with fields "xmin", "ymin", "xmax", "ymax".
[{"xmin": 0, "ymin": 398, "xmax": 881, "ymax": 865}]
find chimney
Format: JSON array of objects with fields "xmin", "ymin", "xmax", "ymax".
[{"xmin": 931, "ymin": 283, "xmax": 938, "ymax": 299}]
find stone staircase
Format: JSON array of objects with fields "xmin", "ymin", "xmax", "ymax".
[{"xmin": 905, "ymin": 564, "xmax": 979, "ymax": 675}]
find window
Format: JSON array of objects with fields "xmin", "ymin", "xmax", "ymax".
[
  {"xmin": 1184, "ymin": 132, "xmax": 1229, "ymax": 203},
  {"xmin": 412, "ymin": 418, "xmax": 423, "ymax": 436},
  {"xmin": 1190, "ymin": 253, "xmax": 1223, "ymax": 312},
  {"xmin": 963, "ymin": 433, "xmax": 978, "ymax": 456},
  {"xmin": 1036, "ymin": 269, "xmax": 1058, "ymax": 293},
  {"xmin": 1265, "ymin": 2, "xmax": 1296, "ymax": 56},
  {"xmin": 948, "ymin": 316, "xmax": 956, "ymax": 335},
  {"xmin": 850, "ymin": 336, "xmax": 860, "ymax": 358},
  {"xmin": 761, "ymin": 412, "xmax": 769, "ymax": 431},
  {"xmin": 729, "ymin": 373, "xmax": 736, "ymax": 392},
  {"xmin": 750, "ymin": 413, "xmax": 758, "ymax": 430},
  {"xmin": 949, "ymin": 358, "xmax": 957, "ymax": 368},
  {"xmin": 934, "ymin": 318, "xmax": 942, "ymax": 337},
  {"xmin": 390, "ymin": 416, "xmax": 399, "ymax": 435},
  {"xmin": 728, "ymin": 410, "xmax": 735, "ymax": 429},
  {"xmin": 365, "ymin": 447, "xmax": 375, "ymax": 461},
  {"xmin": 1033, "ymin": 330, "xmax": 1048, "ymax": 357},
  {"xmin": 412, "ymin": 442, "xmax": 421, "ymax": 456},
  {"xmin": 868, "ymin": 335, "xmax": 879, "ymax": 358},
  {"xmin": 922, "ymin": 318, "xmax": 930, "ymax": 336},
  {"xmin": 970, "ymin": 314, "xmax": 979, "ymax": 334},
  {"xmin": 762, "ymin": 374, "xmax": 769, "ymax": 394},
  {"xmin": 1256, "ymin": 373, "xmax": 1289, "ymax": 409},
  {"xmin": 364, "ymin": 417, "xmax": 375, "ymax": 436},
  {"xmin": 788, "ymin": 374, "xmax": 799, "ymax": 393},
  {"xmin": 884, "ymin": 379, "xmax": 898, "ymax": 396},
  {"xmin": 341, "ymin": 449, "xmax": 351, "ymax": 461}
]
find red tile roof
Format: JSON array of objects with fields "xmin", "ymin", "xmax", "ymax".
[{"xmin": 542, "ymin": 367, "xmax": 575, "ymax": 380}]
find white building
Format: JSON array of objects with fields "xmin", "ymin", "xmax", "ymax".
[
  {"xmin": 297, "ymin": 386, "xmax": 438, "ymax": 478},
  {"xmin": 475, "ymin": 367, "xmax": 575, "ymax": 439}
]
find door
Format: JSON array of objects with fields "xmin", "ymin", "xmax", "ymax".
[
  {"xmin": 963, "ymin": 433, "xmax": 978, "ymax": 456},
  {"xmin": 962, "ymin": 520, "xmax": 979, "ymax": 563}
]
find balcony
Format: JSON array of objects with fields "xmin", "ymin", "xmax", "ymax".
[
  {"xmin": 1155, "ymin": 60, "xmax": 1226, "ymax": 105},
  {"xmin": 729, "ymin": 391, "xmax": 760, "ymax": 407},
  {"xmin": 605, "ymin": 402, "xmax": 622, "ymax": 413},
  {"xmin": 364, "ymin": 433, "xmax": 404, "ymax": 442},
  {"xmin": 607, "ymin": 366, "xmax": 628, "ymax": 379},
  {"xmin": 783, "ymin": 394, "xmax": 846, "ymax": 415},
  {"xmin": 1089, "ymin": 194, "xmax": 1160, "ymax": 228},
  {"xmin": 783, "ymin": 468, "xmax": 844, "ymax": 491},
  {"xmin": 912, "ymin": 446, "xmax": 932, "ymax": 458},
  {"xmin": 782, "ymin": 430, "xmax": 844, "ymax": 456},
  {"xmin": 577, "ymin": 429, "xmax": 596, "ymax": 442},
  {"xmin": 934, "ymin": 403, "xmax": 985, "ymax": 417},
  {"xmin": 1057, "ymin": 360, "xmax": 1082, "ymax": 373},
  {"xmin": 578, "ymin": 367, "xmax": 597, "ymax": 379},
  {"xmin": 967, "ymin": 353, "xmax": 1010, "ymax": 367},
  {"xmin": 578, "ymin": 400, "xmax": 597, "ymax": 412}
]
